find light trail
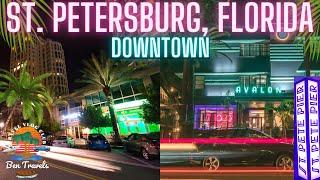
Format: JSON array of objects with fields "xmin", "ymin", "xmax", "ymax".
[
  {"xmin": 160, "ymin": 169, "xmax": 293, "ymax": 173},
  {"xmin": 160, "ymin": 138, "xmax": 293, "ymax": 145},
  {"xmin": 37, "ymin": 151, "xmax": 121, "ymax": 172},
  {"xmin": 160, "ymin": 167, "xmax": 293, "ymax": 174}
]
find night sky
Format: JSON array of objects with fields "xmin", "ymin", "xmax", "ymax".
[{"xmin": 0, "ymin": 26, "xmax": 110, "ymax": 92}]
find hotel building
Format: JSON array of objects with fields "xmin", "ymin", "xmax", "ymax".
[
  {"xmin": 10, "ymin": 36, "xmax": 69, "ymax": 96},
  {"xmin": 169, "ymin": 32, "xmax": 319, "ymax": 135}
]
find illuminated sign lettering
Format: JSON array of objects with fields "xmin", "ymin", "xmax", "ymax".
[
  {"xmin": 218, "ymin": 2, "xmax": 314, "ymax": 33},
  {"xmin": 294, "ymin": 78, "xmax": 320, "ymax": 180},
  {"xmin": 235, "ymin": 86, "xmax": 282, "ymax": 95}
]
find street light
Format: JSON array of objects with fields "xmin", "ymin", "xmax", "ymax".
[{"xmin": 0, "ymin": 122, "xmax": 4, "ymax": 129}]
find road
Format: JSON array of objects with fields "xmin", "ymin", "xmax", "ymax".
[
  {"xmin": 160, "ymin": 167, "xmax": 293, "ymax": 180},
  {"xmin": 0, "ymin": 146, "xmax": 159, "ymax": 180}
]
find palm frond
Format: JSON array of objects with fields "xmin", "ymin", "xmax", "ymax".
[
  {"xmin": 297, "ymin": 0, "xmax": 320, "ymax": 61},
  {"xmin": 0, "ymin": 0, "xmax": 51, "ymax": 50}
]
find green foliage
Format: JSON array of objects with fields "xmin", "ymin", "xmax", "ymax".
[
  {"xmin": 80, "ymin": 52, "xmax": 137, "ymax": 90},
  {"xmin": 0, "ymin": 62, "xmax": 52, "ymax": 127},
  {"xmin": 40, "ymin": 119, "xmax": 61, "ymax": 133},
  {"xmin": 12, "ymin": 132, "xmax": 39, "ymax": 145},
  {"xmin": 80, "ymin": 106, "xmax": 111, "ymax": 133},
  {"xmin": 78, "ymin": 51, "xmax": 155, "ymax": 143},
  {"xmin": 297, "ymin": 0, "xmax": 320, "ymax": 61},
  {"xmin": 267, "ymin": 100, "xmax": 294, "ymax": 130},
  {"xmin": 141, "ymin": 85, "xmax": 160, "ymax": 124},
  {"xmin": 0, "ymin": 0, "xmax": 51, "ymax": 50}
]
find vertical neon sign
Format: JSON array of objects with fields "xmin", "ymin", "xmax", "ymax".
[{"xmin": 294, "ymin": 77, "xmax": 320, "ymax": 180}]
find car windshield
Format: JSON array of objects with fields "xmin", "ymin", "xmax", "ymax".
[{"xmin": 89, "ymin": 134, "xmax": 105, "ymax": 140}]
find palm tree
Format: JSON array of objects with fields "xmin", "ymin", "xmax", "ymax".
[
  {"xmin": 79, "ymin": 52, "xmax": 156, "ymax": 144},
  {"xmin": 267, "ymin": 100, "xmax": 294, "ymax": 137},
  {"xmin": 0, "ymin": 0, "xmax": 51, "ymax": 50},
  {"xmin": 297, "ymin": 0, "xmax": 320, "ymax": 76},
  {"xmin": 0, "ymin": 62, "xmax": 52, "ymax": 130},
  {"xmin": 44, "ymin": 89, "xmax": 68, "ymax": 131}
]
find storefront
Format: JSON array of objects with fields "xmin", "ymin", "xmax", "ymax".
[
  {"xmin": 81, "ymin": 79, "xmax": 160, "ymax": 136},
  {"xmin": 194, "ymin": 105, "xmax": 237, "ymax": 130},
  {"xmin": 191, "ymin": 37, "xmax": 298, "ymax": 134}
]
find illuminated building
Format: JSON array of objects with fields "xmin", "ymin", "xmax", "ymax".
[
  {"xmin": 60, "ymin": 72, "xmax": 160, "ymax": 138},
  {"xmin": 82, "ymin": 77, "xmax": 160, "ymax": 136},
  {"xmin": 169, "ymin": 33, "xmax": 320, "ymax": 135},
  {"xmin": 160, "ymin": 86, "xmax": 181, "ymax": 138},
  {"xmin": 10, "ymin": 36, "xmax": 69, "ymax": 96}
]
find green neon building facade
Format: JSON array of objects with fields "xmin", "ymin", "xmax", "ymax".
[{"xmin": 85, "ymin": 79, "xmax": 160, "ymax": 136}]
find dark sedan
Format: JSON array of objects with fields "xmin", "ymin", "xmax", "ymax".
[
  {"xmin": 123, "ymin": 132, "xmax": 160, "ymax": 160},
  {"xmin": 161, "ymin": 128, "xmax": 293, "ymax": 170},
  {"xmin": 87, "ymin": 134, "xmax": 111, "ymax": 151}
]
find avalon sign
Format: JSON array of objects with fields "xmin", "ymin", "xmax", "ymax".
[
  {"xmin": 235, "ymin": 86, "xmax": 282, "ymax": 95},
  {"xmin": 294, "ymin": 77, "xmax": 320, "ymax": 180}
]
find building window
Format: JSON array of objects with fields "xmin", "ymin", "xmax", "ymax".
[
  {"xmin": 86, "ymin": 96, "xmax": 93, "ymax": 105},
  {"xmin": 92, "ymin": 93, "xmax": 100, "ymax": 104},
  {"xmin": 112, "ymin": 88, "xmax": 122, "ymax": 99},
  {"xmin": 131, "ymin": 80, "xmax": 144, "ymax": 94},
  {"xmin": 240, "ymin": 43, "xmax": 269, "ymax": 57},
  {"xmin": 240, "ymin": 75, "xmax": 268, "ymax": 86},
  {"xmin": 194, "ymin": 105, "xmax": 237, "ymax": 130},
  {"xmin": 120, "ymin": 84, "xmax": 133, "ymax": 97}
]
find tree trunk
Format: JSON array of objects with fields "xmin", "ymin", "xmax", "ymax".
[
  {"xmin": 4, "ymin": 105, "xmax": 16, "ymax": 131},
  {"xmin": 305, "ymin": 39, "xmax": 311, "ymax": 76},
  {"xmin": 102, "ymin": 87, "xmax": 122, "ymax": 145},
  {"xmin": 305, "ymin": 57, "xmax": 311, "ymax": 76},
  {"xmin": 108, "ymin": 105, "xmax": 121, "ymax": 144}
]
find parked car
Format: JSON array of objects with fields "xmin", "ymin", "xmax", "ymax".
[
  {"xmin": 123, "ymin": 132, "xmax": 160, "ymax": 160},
  {"xmin": 2, "ymin": 145, "xmax": 15, "ymax": 153},
  {"xmin": 69, "ymin": 138, "xmax": 88, "ymax": 149},
  {"xmin": 43, "ymin": 135, "xmax": 55, "ymax": 146},
  {"xmin": 67, "ymin": 137, "xmax": 75, "ymax": 148},
  {"xmin": 161, "ymin": 128, "xmax": 293, "ymax": 170},
  {"xmin": 34, "ymin": 146, "xmax": 50, "ymax": 152},
  {"xmin": 52, "ymin": 136, "xmax": 69, "ymax": 147},
  {"xmin": 87, "ymin": 134, "xmax": 111, "ymax": 151}
]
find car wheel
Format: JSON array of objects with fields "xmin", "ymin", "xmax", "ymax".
[
  {"xmin": 141, "ymin": 148, "xmax": 150, "ymax": 160},
  {"xmin": 203, "ymin": 156, "xmax": 220, "ymax": 171},
  {"xmin": 276, "ymin": 154, "xmax": 293, "ymax": 170},
  {"xmin": 107, "ymin": 148, "xmax": 111, "ymax": 152}
]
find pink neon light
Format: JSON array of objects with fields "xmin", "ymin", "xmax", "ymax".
[
  {"xmin": 160, "ymin": 138, "xmax": 293, "ymax": 145},
  {"xmin": 160, "ymin": 169, "xmax": 293, "ymax": 173},
  {"xmin": 218, "ymin": 2, "xmax": 313, "ymax": 33}
]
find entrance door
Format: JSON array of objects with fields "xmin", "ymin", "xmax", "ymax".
[{"xmin": 249, "ymin": 117, "xmax": 264, "ymax": 130}]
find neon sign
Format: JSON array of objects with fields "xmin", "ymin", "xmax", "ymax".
[
  {"xmin": 194, "ymin": 105, "xmax": 236, "ymax": 130},
  {"xmin": 235, "ymin": 86, "xmax": 282, "ymax": 95},
  {"xmin": 294, "ymin": 78, "xmax": 320, "ymax": 180},
  {"xmin": 218, "ymin": 2, "xmax": 313, "ymax": 33}
]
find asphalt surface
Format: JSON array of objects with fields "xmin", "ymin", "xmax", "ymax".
[{"xmin": 0, "ymin": 146, "xmax": 159, "ymax": 180}]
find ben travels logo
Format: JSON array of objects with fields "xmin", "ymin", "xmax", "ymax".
[{"xmin": 4, "ymin": 123, "xmax": 49, "ymax": 179}]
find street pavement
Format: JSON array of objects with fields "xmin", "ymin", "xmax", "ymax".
[{"xmin": 0, "ymin": 146, "xmax": 159, "ymax": 180}]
